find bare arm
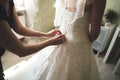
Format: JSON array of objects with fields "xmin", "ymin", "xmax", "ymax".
[
  {"xmin": 0, "ymin": 21, "xmax": 65, "ymax": 57},
  {"xmin": 89, "ymin": 0, "xmax": 106, "ymax": 42}
]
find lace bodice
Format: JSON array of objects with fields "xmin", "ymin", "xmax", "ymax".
[{"xmin": 59, "ymin": 7, "xmax": 91, "ymax": 42}]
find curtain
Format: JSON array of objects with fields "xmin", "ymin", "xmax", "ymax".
[
  {"xmin": 33, "ymin": 0, "xmax": 56, "ymax": 32},
  {"xmin": 14, "ymin": 0, "xmax": 38, "ymax": 28},
  {"xmin": 24, "ymin": 0, "xmax": 38, "ymax": 28}
]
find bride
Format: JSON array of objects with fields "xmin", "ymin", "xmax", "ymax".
[{"xmin": 5, "ymin": 0, "xmax": 106, "ymax": 80}]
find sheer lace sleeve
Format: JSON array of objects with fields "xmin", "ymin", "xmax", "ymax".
[{"xmin": 54, "ymin": 0, "xmax": 94, "ymax": 26}]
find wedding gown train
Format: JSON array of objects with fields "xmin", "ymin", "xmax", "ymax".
[{"xmin": 5, "ymin": 3, "xmax": 100, "ymax": 80}]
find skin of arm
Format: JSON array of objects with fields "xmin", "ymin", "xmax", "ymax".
[
  {"xmin": 89, "ymin": 0, "xmax": 106, "ymax": 42},
  {"xmin": 0, "ymin": 21, "xmax": 65, "ymax": 57},
  {"xmin": 0, "ymin": 4, "xmax": 66, "ymax": 57}
]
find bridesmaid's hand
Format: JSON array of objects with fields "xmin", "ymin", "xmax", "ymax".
[
  {"xmin": 45, "ymin": 29, "xmax": 62, "ymax": 37},
  {"xmin": 48, "ymin": 34, "xmax": 66, "ymax": 45}
]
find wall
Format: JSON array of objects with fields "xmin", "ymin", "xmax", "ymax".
[
  {"xmin": 105, "ymin": 0, "xmax": 120, "ymax": 25},
  {"xmin": 33, "ymin": 0, "xmax": 55, "ymax": 32}
]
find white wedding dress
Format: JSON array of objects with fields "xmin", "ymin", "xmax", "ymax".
[{"xmin": 5, "ymin": 0, "xmax": 100, "ymax": 80}]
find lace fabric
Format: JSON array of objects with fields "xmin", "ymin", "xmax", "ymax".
[{"xmin": 54, "ymin": 0, "xmax": 87, "ymax": 26}]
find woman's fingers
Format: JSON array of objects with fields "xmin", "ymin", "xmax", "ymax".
[
  {"xmin": 50, "ymin": 34, "xmax": 66, "ymax": 45},
  {"xmin": 55, "ymin": 29, "xmax": 62, "ymax": 35},
  {"xmin": 55, "ymin": 35, "xmax": 66, "ymax": 44},
  {"xmin": 46, "ymin": 29, "xmax": 62, "ymax": 37}
]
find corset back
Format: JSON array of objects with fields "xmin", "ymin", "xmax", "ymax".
[{"xmin": 59, "ymin": 7, "xmax": 91, "ymax": 42}]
